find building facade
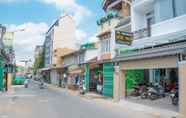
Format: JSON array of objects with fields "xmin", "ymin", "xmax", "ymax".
[
  {"xmin": 0, "ymin": 24, "xmax": 13, "ymax": 91},
  {"xmin": 91, "ymin": 0, "xmax": 132, "ymax": 97},
  {"xmin": 112, "ymin": 0, "xmax": 186, "ymax": 116},
  {"xmin": 34, "ymin": 45, "xmax": 43, "ymax": 59},
  {"xmin": 42, "ymin": 15, "xmax": 77, "ymax": 85},
  {"xmin": 61, "ymin": 42, "xmax": 99, "ymax": 90}
]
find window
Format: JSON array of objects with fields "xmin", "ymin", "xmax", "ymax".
[
  {"xmin": 146, "ymin": 11, "xmax": 155, "ymax": 25},
  {"xmin": 101, "ymin": 39, "xmax": 110, "ymax": 53}
]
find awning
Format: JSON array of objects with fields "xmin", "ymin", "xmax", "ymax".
[
  {"xmin": 68, "ymin": 69, "xmax": 82, "ymax": 74},
  {"xmin": 39, "ymin": 67, "xmax": 50, "ymax": 72},
  {"xmin": 115, "ymin": 40, "xmax": 186, "ymax": 62},
  {"xmin": 116, "ymin": 41, "xmax": 186, "ymax": 70},
  {"xmin": 120, "ymin": 55, "xmax": 178, "ymax": 70}
]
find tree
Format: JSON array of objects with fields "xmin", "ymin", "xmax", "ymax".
[{"xmin": 33, "ymin": 51, "xmax": 44, "ymax": 75}]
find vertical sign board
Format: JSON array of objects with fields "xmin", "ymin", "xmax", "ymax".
[{"xmin": 179, "ymin": 61, "xmax": 186, "ymax": 118}]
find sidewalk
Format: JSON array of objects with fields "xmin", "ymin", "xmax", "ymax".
[{"xmin": 40, "ymin": 81, "xmax": 180, "ymax": 118}]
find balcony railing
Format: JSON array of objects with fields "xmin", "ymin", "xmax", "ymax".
[
  {"xmin": 116, "ymin": 16, "xmax": 131, "ymax": 28},
  {"xmin": 102, "ymin": 0, "xmax": 117, "ymax": 10},
  {"xmin": 133, "ymin": 27, "xmax": 150, "ymax": 40}
]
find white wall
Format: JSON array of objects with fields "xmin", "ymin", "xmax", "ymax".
[
  {"xmin": 53, "ymin": 16, "xmax": 77, "ymax": 50},
  {"xmin": 131, "ymin": 8, "xmax": 147, "ymax": 31},
  {"xmin": 98, "ymin": 18, "xmax": 120, "ymax": 34},
  {"xmin": 151, "ymin": 14, "xmax": 186, "ymax": 37},
  {"xmin": 85, "ymin": 49, "xmax": 99, "ymax": 62},
  {"xmin": 50, "ymin": 70, "xmax": 59, "ymax": 85}
]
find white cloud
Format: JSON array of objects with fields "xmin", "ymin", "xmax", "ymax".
[
  {"xmin": 7, "ymin": 22, "xmax": 49, "ymax": 65},
  {"xmin": 39, "ymin": 0, "xmax": 92, "ymax": 26},
  {"xmin": 0, "ymin": 0, "xmax": 92, "ymax": 26},
  {"xmin": 87, "ymin": 33, "xmax": 99, "ymax": 43}
]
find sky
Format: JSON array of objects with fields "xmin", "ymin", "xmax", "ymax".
[{"xmin": 0, "ymin": 0, "xmax": 105, "ymax": 65}]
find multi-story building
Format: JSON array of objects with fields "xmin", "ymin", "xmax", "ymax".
[
  {"xmin": 82, "ymin": 0, "xmax": 132, "ymax": 97},
  {"xmin": 131, "ymin": 0, "xmax": 186, "ymax": 47},
  {"xmin": 42, "ymin": 15, "xmax": 77, "ymax": 85},
  {"xmin": 61, "ymin": 42, "xmax": 99, "ymax": 89},
  {"xmin": 44, "ymin": 15, "xmax": 77, "ymax": 68},
  {"xmin": 98, "ymin": 0, "xmax": 131, "ymax": 61},
  {"xmin": 113, "ymin": 0, "xmax": 186, "ymax": 114}
]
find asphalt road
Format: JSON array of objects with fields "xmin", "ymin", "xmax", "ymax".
[{"xmin": 0, "ymin": 82, "xmax": 132, "ymax": 118}]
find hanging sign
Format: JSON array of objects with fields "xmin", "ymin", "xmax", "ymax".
[{"xmin": 115, "ymin": 31, "xmax": 133, "ymax": 45}]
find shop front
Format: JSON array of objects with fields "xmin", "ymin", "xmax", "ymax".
[
  {"xmin": 67, "ymin": 65, "xmax": 82, "ymax": 90},
  {"xmin": 83, "ymin": 61, "xmax": 114, "ymax": 97},
  {"xmin": 118, "ymin": 55, "xmax": 179, "ymax": 110},
  {"xmin": 83, "ymin": 62, "xmax": 103, "ymax": 94},
  {"xmin": 114, "ymin": 40, "xmax": 186, "ymax": 111}
]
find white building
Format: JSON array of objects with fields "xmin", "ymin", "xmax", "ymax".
[
  {"xmin": 97, "ymin": 0, "xmax": 132, "ymax": 61},
  {"xmin": 131, "ymin": 0, "xmax": 186, "ymax": 48},
  {"xmin": 43, "ymin": 15, "xmax": 77, "ymax": 85},
  {"xmin": 44, "ymin": 15, "xmax": 77, "ymax": 68},
  {"xmin": 113, "ymin": 0, "xmax": 186, "ymax": 113}
]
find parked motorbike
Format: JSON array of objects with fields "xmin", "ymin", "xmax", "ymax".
[
  {"xmin": 140, "ymin": 86, "xmax": 149, "ymax": 99},
  {"xmin": 170, "ymin": 88, "xmax": 179, "ymax": 105},
  {"xmin": 147, "ymin": 84, "xmax": 165, "ymax": 100},
  {"xmin": 131, "ymin": 84, "xmax": 147, "ymax": 97},
  {"xmin": 39, "ymin": 82, "xmax": 44, "ymax": 89}
]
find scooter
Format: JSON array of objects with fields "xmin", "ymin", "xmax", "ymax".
[
  {"xmin": 147, "ymin": 84, "xmax": 165, "ymax": 100},
  {"xmin": 170, "ymin": 88, "xmax": 179, "ymax": 105},
  {"xmin": 39, "ymin": 82, "xmax": 44, "ymax": 89}
]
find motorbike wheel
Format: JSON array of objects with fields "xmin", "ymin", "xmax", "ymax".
[
  {"xmin": 172, "ymin": 97, "xmax": 178, "ymax": 105},
  {"xmin": 141, "ymin": 93, "xmax": 148, "ymax": 99},
  {"xmin": 149, "ymin": 94, "xmax": 158, "ymax": 100}
]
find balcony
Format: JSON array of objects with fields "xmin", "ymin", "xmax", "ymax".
[
  {"xmin": 97, "ymin": 12, "xmax": 120, "ymax": 35},
  {"xmin": 102, "ymin": 0, "xmax": 118, "ymax": 11},
  {"xmin": 133, "ymin": 27, "xmax": 150, "ymax": 40},
  {"xmin": 115, "ymin": 16, "xmax": 131, "ymax": 31},
  {"xmin": 132, "ymin": 0, "xmax": 154, "ymax": 13}
]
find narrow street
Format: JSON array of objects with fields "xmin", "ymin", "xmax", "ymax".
[{"xmin": 0, "ymin": 81, "xmax": 134, "ymax": 118}]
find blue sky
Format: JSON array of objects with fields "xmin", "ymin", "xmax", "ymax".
[
  {"xmin": 0, "ymin": 0, "xmax": 105, "ymax": 65},
  {"xmin": 0, "ymin": 0, "xmax": 104, "ymax": 34}
]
